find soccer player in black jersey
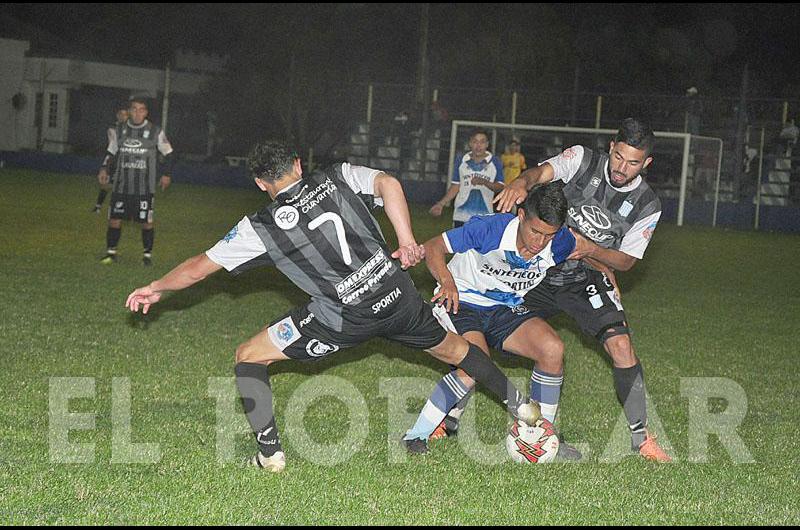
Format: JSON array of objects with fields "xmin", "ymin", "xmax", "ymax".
[
  {"xmin": 489, "ymin": 118, "xmax": 671, "ymax": 462},
  {"xmin": 125, "ymin": 141, "xmax": 540, "ymax": 472},
  {"xmin": 99, "ymin": 97, "xmax": 174, "ymax": 266}
]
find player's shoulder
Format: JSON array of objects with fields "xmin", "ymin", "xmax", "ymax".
[
  {"xmin": 461, "ymin": 212, "xmax": 516, "ymax": 239},
  {"xmin": 634, "ymin": 177, "xmax": 662, "ymax": 213}
]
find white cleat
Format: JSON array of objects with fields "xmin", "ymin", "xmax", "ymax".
[
  {"xmin": 514, "ymin": 400, "xmax": 542, "ymax": 426},
  {"xmin": 250, "ymin": 451, "xmax": 286, "ymax": 473}
]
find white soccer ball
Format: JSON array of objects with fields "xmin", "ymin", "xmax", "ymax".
[{"xmin": 505, "ymin": 418, "xmax": 560, "ymax": 464}]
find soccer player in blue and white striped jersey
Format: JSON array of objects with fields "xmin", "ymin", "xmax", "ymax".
[{"xmin": 404, "ymin": 183, "xmax": 581, "ymax": 456}]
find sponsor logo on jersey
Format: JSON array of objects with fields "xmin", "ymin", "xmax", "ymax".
[
  {"xmin": 122, "ymin": 160, "xmax": 147, "ymax": 170},
  {"xmin": 643, "ymin": 221, "xmax": 657, "ymax": 241},
  {"xmin": 336, "ymin": 250, "xmax": 394, "ymax": 305},
  {"xmin": 306, "ymin": 339, "xmax": 340, "ymax": 358},
  {"xmin": 580, "ymin": 205, "xmax": 612, "ymax": 229},
  {"xmin": 274, "ymin": 205, "xmax": 300, "ymax": 230},
  {"xmin": 510, "ymin": 305, "xmax": 531, "ymax": 315},
  {"xmin": 298, "ymin": 312, "xmax": 315, "ymax": 328},
  {"xmin": 277, "ymin": 323, "xmax": 294, "ymax": 342},
  {"xmin": 268, "ymin": 317, "xmax": 300, "ymax": 351},
  {"xmin": 569, "ymin": 206, "xmax": 615, "ymax": 243},
  {"xmin": 123, "ymin": 139, "xmax": 143, "ymax": 148},
  {"xmin": 222, "ymin": 226, "xmax": 238, "ymax": 243},
  {"xmin": 372, "ymin": 288, "xmax": 402, "ymax": 314},
  {"xmin": 618, "ymin": 200, "xmax": 634, "ymax": 217},
  {"xmin": 590, "ymin": 177, "xmax": 602, "ymax": 187},
  {"xmin": 287, "ymin": 178, "xmax": 338, "ymax": 214}
]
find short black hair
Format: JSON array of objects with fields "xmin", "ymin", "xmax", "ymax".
[
  {"xmin": 469, "ymin": 128, "xmax": 490, "ymax": 141},
  {"xmin": 520, "ymin": 182, "xmax": 568, "ymax": 227},
  {"xmin": 247, "ymin": 141, "xmax": 299, "ymax": 182},
  {"xmin": 614, "ymin": 118, "xmax": 655, "ymax": 155},
  {"xmin": 129, "ymin": 96, "xmax": 148, "ymax": 109}
]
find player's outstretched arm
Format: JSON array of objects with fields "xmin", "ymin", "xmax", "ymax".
[
  {"xmin": 493, "ymin": 163, "xmax": 554, "ymax": 213},
  {"xmin": 568, "ymin": 229, "xmax": 638, "ymax": 272},
  {"xmin": 425, "ymin": 235, "xmax": 460, "ymax": 314},
  {"xmin": 125, "ymin": 253, "xmax": 222, "ymax": 314},
  {"xmin": 430, "ymin": 184, "xmax": 460, "ymax": 217},
  {"xmin": 373, "ymin": 172, "xmax": 425, "ymax": 269}
]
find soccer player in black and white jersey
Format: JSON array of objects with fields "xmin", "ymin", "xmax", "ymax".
[
  {"xmin": 99, "ymin": 97, "xmax": 174, "ymax": 266},
  {"xmin": 125, "ymin": 141, "xmax": 540, "ymax": 472},
  {"xmin": 92, "ymin": 105, "xmax": 128, "ymax": 213},
  {"xmin": 489, "ymin": 118, "xmax": 671, "ymax": 462}
]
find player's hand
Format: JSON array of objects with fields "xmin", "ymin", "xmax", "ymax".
[
  {"xmin": 493, "ymin": 180, "xmax": 527, "ymax": 212},
  {"xmin": 160, "ymin": 175, "xmax": 171, "ymax": 191},
  {"xmin": 429, "ymin": 202, "xmax": 444, "ymax": 217},
  {"xmin": 98, "ymin": 168, "xmax": 109, "ymax": 186},
  {"xmin": 431, "ymin": 281, "xmax": 460, "ymax": 314},
  {"xmin": 567, "ymin": 228, "xmax": 598, "ymax": 260},
  {"xmin": 392, "ymin": 243, "xmax": 426, "ymax": 269},
  {"xmin": 126, "ymin": 285, "xmax": 162, "ymax": 315}
]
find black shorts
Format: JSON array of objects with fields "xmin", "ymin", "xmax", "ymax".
[
  {"xmin": 434, "ymin": 303, "xmax": 539, "ymax": 354},
  {"xmin": 109, "ymin": 193, "xmax": 154, "ymax": 223},
  {"xmin": 265, "ymin": 285, "xmax": 448, "ymax": 362},
  {"xmin": 523, "ymin": 267, "xmax": 627, "ymax": 341}
]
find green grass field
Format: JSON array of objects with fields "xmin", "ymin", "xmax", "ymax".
[{"xmin": 1, "ymin": 168, "xmax": 798, "ymax": 524}]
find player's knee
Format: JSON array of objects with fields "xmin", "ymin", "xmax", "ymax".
[
  {"xmin": 604, "ymin": 333, "xmax": 637, "ymax": 367},
  {"xmin": 537, "ymin": 335, "xmax": 564, "ymax": 370}
]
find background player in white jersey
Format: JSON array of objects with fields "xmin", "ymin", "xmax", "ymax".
[
  {"xmin": 403, "ymin": 183, "xmax": 580, "ymax": 456},
  {"xmin": 125, "ymin": 141, "xmax": 539, "ymax": 472},
  {"xmin": 429, "ymin": 129, "xmax": 505, "ymax": 227},
  {"xmin": 492, "ymin": 118, "xmax": 671, "ymax": 462}
]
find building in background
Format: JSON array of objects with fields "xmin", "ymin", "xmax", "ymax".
[{"xmin": 0, "ymin": 38, "xmax": 223, "ymax": 156}]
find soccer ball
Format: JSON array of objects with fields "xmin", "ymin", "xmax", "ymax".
[{"xmin": 505, "ymin": 418, "xmax": 560, "ymax": 464}]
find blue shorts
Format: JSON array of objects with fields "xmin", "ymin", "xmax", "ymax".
[{"xmin": 446, "ymin": 303, "xmax": 539, "ymax": 354}]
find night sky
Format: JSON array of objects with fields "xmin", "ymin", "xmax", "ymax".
[{"xmin": 3, "ymin": 3, "xmax": 799, "ymax": 98}]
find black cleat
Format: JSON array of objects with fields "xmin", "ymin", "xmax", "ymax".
[
  {"xmin": 142, "ymin": 254, "xmax": 153, "ymax": 267},
  {"xmin": 555, "ymin": 434, "xmax": 583, "ymax": 461},
  {"xmin": 91, "ymin": 205, "xmax": 102, "ymax": 213},
  {"xmin": 402, "ymin": 437, "xmax": 429, "ymax": 455}
]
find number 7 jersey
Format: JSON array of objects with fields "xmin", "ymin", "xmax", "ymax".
[{"xmin": 205, "ymin": 163, "xmax": 409, "ymax": 332}]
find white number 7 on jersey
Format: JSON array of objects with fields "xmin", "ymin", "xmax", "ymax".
[{"xmin": 309, "ymin": 212, "xmax": 352, "ymax": 265}]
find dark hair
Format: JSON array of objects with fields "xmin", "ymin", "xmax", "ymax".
[
  {"xmin": 520, "ymin": 182, "xmax": 567, "ymax": 227},
  {"xmin": 614, "ymin": 118, "xmax": 655, "ymax": 154},
  {"xmin": 129, "ymin": 96, "xmax": 148, "ymax": 109},
  {"xmin": 469, "ymin": 128, "xmax": 490, "ymax": 141},
  {"xmin": 247, "ymin": 141, "xmax": 299, "ymax": 182}
]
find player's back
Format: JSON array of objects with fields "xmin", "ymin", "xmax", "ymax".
[{"xmin": 245, "ymin": 164, "xmax": 411, "ymax": 331}]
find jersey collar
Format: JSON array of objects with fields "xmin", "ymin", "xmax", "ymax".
[
  {"xmin": 499, "ymin": 217, "xmax": 520, "ymax": 252},
  {"xmin": 126, "ymin": 119, "xmax": 150, "ymax": 130},
  {"xmin": 462, "ymin": 151, "xmax": 493, "ymax": 164},
  {"xmin": 604, "ymin": 159, "xmax": 642, "ymax": 192}
]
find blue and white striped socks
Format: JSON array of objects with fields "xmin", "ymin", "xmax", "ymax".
[
  {"xmin": 404, "ymin": 371, "xmax": 470, "ymax": 441},
  {"xmin": 530, "ymin": 368, "xmax": 563, "ymax": 423}
]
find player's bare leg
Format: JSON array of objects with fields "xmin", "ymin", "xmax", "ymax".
[
  {"xmin": 603, "ymin": 330, "xmax": 670, "ymax": 462},
  {"xmin": 234, "ymin": 327, "xmax": 292, "ymax": 472}
]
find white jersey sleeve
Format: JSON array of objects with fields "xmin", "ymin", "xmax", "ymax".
[
  {"xmin": 157, "ymin": 129, "xmax": 174, "ymax": 156},
  {"xmin": 205, "ymin": 217, "xmax": 269, "ymax": 272},
  {"xmin": 619, "ymin": 211, "xmax": 661, "ymax": 259},
  {"xmin": 340, "ymin": 162, "xmax": 384, "ymax": 207},
  {"xmin": 106, "ymin": 127, "xmax": 119, "ymax": 155},
  {"xmin": 540, "ymin": 145, "xmax": 586, "ymax": 184}
]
